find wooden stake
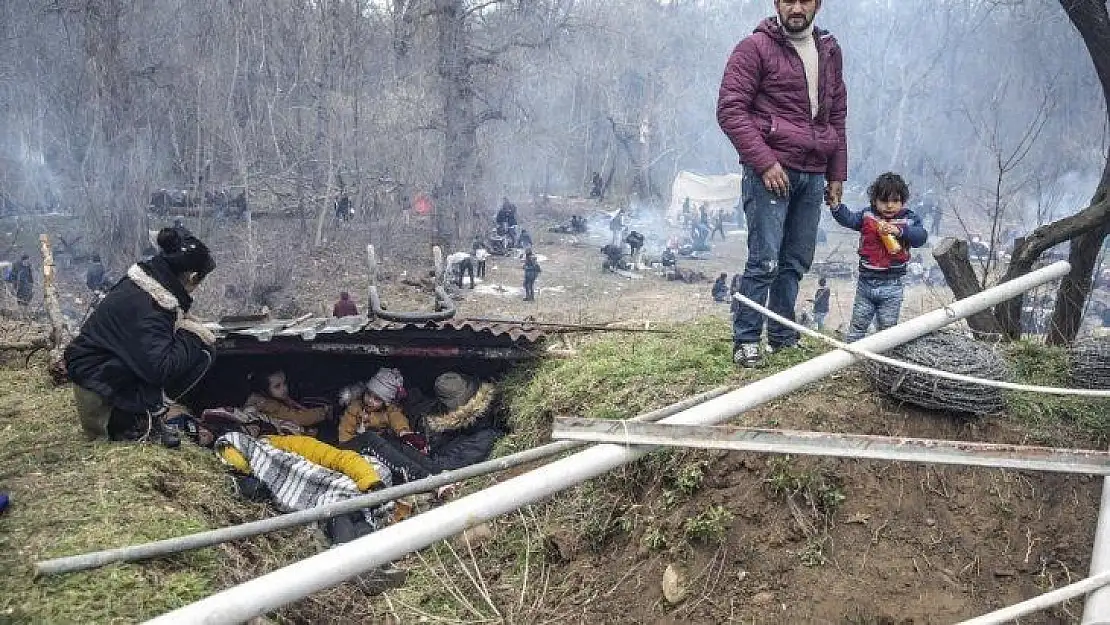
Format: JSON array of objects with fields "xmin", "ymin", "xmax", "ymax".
[{"xmin": 39, "ymin": 234, "xmax": 71, "ymax": 364}]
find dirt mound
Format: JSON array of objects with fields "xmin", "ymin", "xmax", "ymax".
[
  {"xmin": 377, "ymin": 370, "xmax": 1104, "ymax": 624},
  {"xmin": 546, "ymin": 386, "xmax": 1098, "ymax": 624}
]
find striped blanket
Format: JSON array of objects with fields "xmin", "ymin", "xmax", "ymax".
[{"xmin": 216, "ymin": 432, "xmax": 393, "ymax": 528}]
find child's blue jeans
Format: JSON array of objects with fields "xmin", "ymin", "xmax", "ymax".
[{"xmin": 846, "ymin": 276, "xmax": 904, "ymax": 342}]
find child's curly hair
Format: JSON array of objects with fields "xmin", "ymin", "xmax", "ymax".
[{"xmin": 868, "ymin": 172, "xmax": 910, "ymax": 205}]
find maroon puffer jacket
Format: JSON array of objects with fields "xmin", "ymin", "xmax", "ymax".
[{"xmin": 717, "ymin": 17, "xmax": 848, "ymax": 181}]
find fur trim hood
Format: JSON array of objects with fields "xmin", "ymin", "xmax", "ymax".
[
  {"xmin": 126, "ymin": 262, "xmax": 216, "ymax": 345},
  {"xmin": 425, "ymin": 382, "xmax": 497, "ymax": 433},
  {"xmin": 127, "ymin": 263, "xmax": 180, "ymax": 311}
]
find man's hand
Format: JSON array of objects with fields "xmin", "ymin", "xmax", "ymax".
[
  {"xmin": 825, "ymin": 180, "xmax": 843, "ymax": 207},
  {"xmin": 761, "ymin": 163, "xmax": 790, "ymax": 197}
]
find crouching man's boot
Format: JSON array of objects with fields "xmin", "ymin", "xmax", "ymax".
[{"xmin": 150, "ymin": 411, "xmax": 182, "ymax": 449}]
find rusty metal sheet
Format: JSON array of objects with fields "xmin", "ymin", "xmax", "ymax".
[{"xmin": 207, "ymin": 315, "xmax": 545, "ymax": 346}]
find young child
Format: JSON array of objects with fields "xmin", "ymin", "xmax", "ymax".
[
  {"xmin": 829, "ymin": 172, "xmax": 928, "ymax": 342},
  {"xmin": 338, "ymin": 368, "xmax": 427, "ymax": 454},
  {"xmin": 522, "ymin": 250, "xmax": 541, "ymax": 301},
  {"xmin": 245, "ymin": 369, "xmax": 329, "ymax": 428}
]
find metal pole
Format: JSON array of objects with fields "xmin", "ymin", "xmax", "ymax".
[
  {"xmin": 35, "ymin": 387, "xmax": 732, "ymax": 576},
  {"xmin": 1084, "ymin": 475, "xmax": 1110, "ymax": 624},
  {"xmin": 145, "ymin": 262, "xmax": 1071, "ymax": 625},
  {"xmin": 960, "ymin": 570, "xmax": 1110, "ymax": 625},
  {"xmin": 550, "ymin": 418, "xmax": 1110, "ymax": 475}
]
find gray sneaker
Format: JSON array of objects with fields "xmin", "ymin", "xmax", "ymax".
[{"xmin": 733, "ymin": 343, "xmax": 763, "ymax": 368}]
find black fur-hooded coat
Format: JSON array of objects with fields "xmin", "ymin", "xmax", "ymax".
[{"xmin": 64, "ymin": 256, "xmax": 216, "ymax": 415}]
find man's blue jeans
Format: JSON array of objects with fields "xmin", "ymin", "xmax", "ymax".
[
  {"xmin": 732, "ymin": 165, "xmax": 825, "ymax": 347},
  {"xmin": 846, "ymin": 276, "xmax": 905, "ymax": 342}
]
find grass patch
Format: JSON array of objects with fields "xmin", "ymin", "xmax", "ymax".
[
  {"xmin": 499, "ymin": 318, "xmax": 830, "ymax": 450},
  {"xmin": 0, "ymin": 366, "xmax": 321, "ymax": 624},
  {"xmin": 1004, "ymin": 341, "xmax": 1110, "ymax": 443}
]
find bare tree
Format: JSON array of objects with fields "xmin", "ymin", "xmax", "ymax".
[{"xmin": 995, "ymin": 0, "xmax": 1110, "ymax": 343}]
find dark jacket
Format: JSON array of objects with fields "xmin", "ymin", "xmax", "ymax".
[
  {"xmin": 64, "ymin": 256, "xmax": 215, "ymax": 415},
  {"xmin": 86, "ymin": 261, "xmax": 106, "ymax": 291},
  {"xmin": 712, "ymin": 278, "xmax": 729, "ymax": 301},
  {"xmin": 9, "ymin": 261, "xmax": 32, "ymax": 302},
  {"xmin": 523, "ymin": 258, "xmax": 541, "ymax": 281},
  {"xmin": 496, "ymin": 203, "xmax": 518, "ymax": 228},
  {"xmin": 813, "ymin": 286, "xmax": 831, "ymax": 313},
  {"xmin": 831, "ymin": 204, "xmax": 928, "ymax": 278},
  {"xmin": 717, "ymin": 17, "xmax": 848, "ymax": 180},
  {"xmin": 625, "ymin": 231, "xmax": 645, "ymax": 250}
]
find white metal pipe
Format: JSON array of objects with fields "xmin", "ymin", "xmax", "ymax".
[
  {"xmin": 961, "ymin": 570, "xmax": 1110, "ymax": 625},
  {"xmin": 146, "ymin": 261, "xmax": 1071, "ymax": 625},
  {"xmin": 1084, "ymin": 476, "xmax": 1110, "ymax": 624}
]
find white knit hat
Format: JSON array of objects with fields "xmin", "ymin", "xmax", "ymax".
[{"xmin": 365, "ymin": 368, "xmax": 405, "ymax": 405}]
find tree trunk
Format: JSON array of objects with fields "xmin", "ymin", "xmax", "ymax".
[
  {"xmin": 1043, "ymin": 0, "xmax": 1110, "ymax": 344},
  {"xmin": 435, "ymin": 0, "xmax": 477, "ymax": 247},
  {"xmin": 932, "ymin": 237, "xmax": 1004, "ymax": 338},
  {"xmin": 1047, "ymin": 201, "xmax": 1110, "ymax": 344}
]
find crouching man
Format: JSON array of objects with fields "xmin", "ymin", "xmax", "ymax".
[{"xmin": 64, "ymin": 226, "xmax": 218, "ymax": 447}]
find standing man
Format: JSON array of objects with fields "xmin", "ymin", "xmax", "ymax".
[
  {"xmin": 522, "ymin": 250, "xmax": 541, "ymax": 302},
  {"xmin": 718, "ymin": 0, "xmax": 848, "ymax": 367},
  {"xmin": 812, "ymin": 277, "xmax": 831, "ymax": 332},
  {"xmin": 711, "ymin": 210, "xmax": 727, "ymax": 241},
  {"xmin": 8, "ymin": 254, "xmax": 33, "ymax": 311}
]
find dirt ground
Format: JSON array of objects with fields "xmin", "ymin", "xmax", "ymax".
[
  {"xmin": 1, "ymin": 198, "xmax": 958, "ymax": 334},
  {"xmin": 459, "ymin": 374, "xmax": 1102, "ymax": 625},
  {"xmin": 0, "ymin": 200, "xmax": 1103, "ymax": 624}
]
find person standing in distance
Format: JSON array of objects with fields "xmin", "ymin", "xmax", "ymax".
[{"xmin": 717, "ymin": 0, "xmax": 848, "ymax": 367}]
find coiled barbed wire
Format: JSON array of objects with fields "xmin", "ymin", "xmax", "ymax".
[
  {"xmin": 1070, "ymin": 337, "xmax": 1110, "ymax": 390},
  {"xmin": 865, "ymin": 331, "xmax": 1010, "ymax": 415}
]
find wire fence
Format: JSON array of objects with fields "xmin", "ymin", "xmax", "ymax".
[
  {"xmin": 865, "ymin": 330, "xmax": 1011, "ymax": 416},
  {"xmin": 1071, "ymin": 336, "xmax": 1110, "ymax": 390}
]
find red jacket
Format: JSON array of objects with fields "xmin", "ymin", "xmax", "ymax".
[
  {"xmin": 333, "ymin": 298, "xmax": 359, "ymax": 317},
  {"xmin": 831, "ymin": 205, "xmax": 929, "ymax": 277},
  {"xmin": 717, "ymin": 18, "xmax": 848, "ymax": 181}
]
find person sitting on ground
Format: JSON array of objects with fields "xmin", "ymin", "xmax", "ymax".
[
  {"xmin": 337, "ymin": 368, "xmax": 442, "ymax": 484},
  {"xmin": 421, "ymin": 372, "xmax": 503, "ymax": 471},
  {"xmin": 245, "ymin": 368, "xmax": 329, "ymax": 429},
  {"xmin": 86, "ymin": 254, "xmax": 108, "ymax": 293},
  {"xmin": 445, "ymin": 250, "xmax": 476, "ymax": 289},
  {"xmin": 332, "ymin": 291, "xmax": 359, "ymax": 317},
  {"xmin": 64, "ymin": 226, "xmax": 217, "ymax": 447},
  {"xmin": 338, "ymin": 368, "xmax": 424, "ymax": 449},
  {"xmin": 601, "ymin": 244, "xmax": 628, "ymax": 272},
  {"xmin": 712, "ymin": 273, "xmax": 729, "ymax": 302},
  {"xmin": 829, "ymin": 172, "xmax": 928, "ymax": 342},
  {"xmin": 572, "ymin": 215, "xmax": 588, "ymax": 233}
]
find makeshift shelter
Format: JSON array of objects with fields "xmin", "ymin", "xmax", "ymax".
[
  {"xmin": 185, "ymin": 314, "xmax": 545, "ymax": 412},
  {"xmin": 665, "ymin": 171, "xmax": 743, "ymax": 225}
]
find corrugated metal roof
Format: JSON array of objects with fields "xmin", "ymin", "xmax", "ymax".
[{"xmin": 204, "ymin": 315, "xmax": 546, "ymax": 345}]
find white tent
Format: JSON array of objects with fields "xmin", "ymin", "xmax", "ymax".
[{"xmin": 666, "ymin": 171, "xmax": 743, "ymax": 224}]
